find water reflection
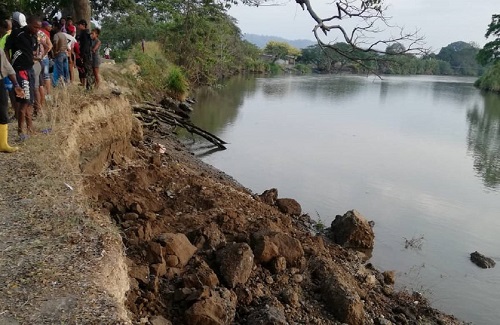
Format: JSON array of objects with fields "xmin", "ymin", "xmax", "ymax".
[
  {"xmin": 261, "ymin": 75, "xmax": 365, "ymax": 101},
  {"xmin": 192, "ymin": 76, "xmax": 257, "ymax": 134},
  {"xmin": 466, "ymin": 92, "xmax": 500, "ymax": 190}
]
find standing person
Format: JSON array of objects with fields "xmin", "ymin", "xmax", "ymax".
[
  {"xmin": 51, "ymin": 24, "xmax": 68, "ymax": 86},
  {"xmin": 64, "ymin": 31, "xmax": 77, "ymax": 82},
  {"xmin": 0, "ymin": 46, "xmax": 24, "ymax": 152},
  {"xmin": 59, "ymin": 17, "xmax": 67, "ymax": 33},
  {"xmin": 40, "ymin": 21, "xmax": 52, "ymax": 96},
  {"xmin": 0, "ymin": 19, "xmax": 17, "ymax": 119},
  {"xmin": 66, "ymin": 17, "xmax": 76, "ymax": 37},
  {"xmin": 76, "ymin": 19, "xmax": 92, "ymax": 89},
  {"xmin": 141, "ymin": 39, "xmax": 145, "ymax": 53},
  {"xmin": 4, "ymin": 15, "xmax": 41, "ymax": 138},
  {"xmin": 103, "ymin": 44, "xmax": 111, "ymax": 59},
  {"xmin": 90, "ymin": 28, "xmax": 101, "ymax": 87},
  {"xmin": 33, "ymin": 24, "xmax": 52, "ymax": 115}
]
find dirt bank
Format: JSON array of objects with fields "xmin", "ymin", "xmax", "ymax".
[{"xmin": 0, "ymin": 76, "xmax": 466, "ymax": 325}]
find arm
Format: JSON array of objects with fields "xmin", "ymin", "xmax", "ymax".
[
  {"xmin": 92, "ymin": 39, "xmax": 101, "ymax": 53},
  {"xmin": 0, "ymin": 50, "xmax": 24, "ymax": 98}
]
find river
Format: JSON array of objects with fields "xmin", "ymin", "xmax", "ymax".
[{"xmin": 182, "ymin": 74, "xmax": 500, "ymax": 325}]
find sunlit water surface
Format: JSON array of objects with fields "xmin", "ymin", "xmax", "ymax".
[{"xmin": 181, "ymin": 74, "xmax": 500, "ymax": 325}]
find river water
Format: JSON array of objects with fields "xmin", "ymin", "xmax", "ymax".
[{"xmin": 182, "ymin": 74, "xmax": 500, "ymax": 325}]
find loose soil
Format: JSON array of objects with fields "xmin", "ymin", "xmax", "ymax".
[{"xmin": 0, "ymin": 65, "xmax": 468, "ymax": 325}]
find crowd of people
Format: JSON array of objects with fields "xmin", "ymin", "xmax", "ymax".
[{"xmin": 0, "ymin": 11, "xmax": 109, "ymax": 152}]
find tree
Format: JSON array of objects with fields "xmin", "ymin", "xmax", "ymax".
[
  {"xmin": 386, "ymin": 42, "xmax": 406, "ymax": 55},
  {"xmin": 290, "ymin": 0, "xmax": 425, "ymax": 72},
  {"xmin": 263, "ymin": 41, "xmax": 300, "ymax": 62},
  {"xmin": 437, "ymin": 41, "xmax": 483, "ymax": 75},
  {"xmin": 477, "ymin": 14, "xmax": 500, "ymax": 66}
]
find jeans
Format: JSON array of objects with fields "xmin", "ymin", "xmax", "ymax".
[
  {"xmin": 41, "ymin": 57, "xmax": 50, "ymax": 80},
  {"xmin": 52, "ymin": 52, "xmax": 69, "ymax": 86}
]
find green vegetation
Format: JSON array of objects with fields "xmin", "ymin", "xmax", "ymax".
[
  {"xmin": 165, "ymin": 67, "xmax": 189, "ymax": 101},
  {"xmin": 298, "ymin": 41, "xmax": 484, "ymax": 76},
  {"xmin": 476, "ymin": 14, "xmax": 500, "ymax": 93}
]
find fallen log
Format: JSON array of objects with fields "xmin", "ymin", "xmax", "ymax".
[{"xmin": 132, "ymin": 103, "xmax": 227, "ymax": 150}]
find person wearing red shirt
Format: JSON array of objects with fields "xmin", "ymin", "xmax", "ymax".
[{"xmin": 66, "ymin": 17, "xmax": 76, "ymax": 37}]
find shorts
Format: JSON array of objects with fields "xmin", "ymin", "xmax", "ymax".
[
  {"xmin": 16, "ymin": 68, "xmax": 35, "ymax": 105},
  {"xmin": 3, "ymin": 77, "xmax": 13, "ymax": 91},
  {"xmin": 41, "ymin": 57, "xmax": 50, "ymax": 80}
]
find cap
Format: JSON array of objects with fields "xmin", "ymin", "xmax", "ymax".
[
  {"xmin": 12, "ymin": 12, "xmax": 27, "ymax": 27},
  {"xmin": 42, "ymin": 21, "xmax": 52, "ymax": 28},
  {"xmin": 76, "ymin": 19, "xmax": 87, "ymax": 27}
]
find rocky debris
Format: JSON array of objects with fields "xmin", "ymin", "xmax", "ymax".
[
  {"xmin": 183, "ymin": 257, "xmax": 219, "ymax": 288},
  {"xmin": 184, "ymin": 288, "xmax": 237, "ymax": 325},
  {"xmin": 470, "ymin": 251, "xmax": 496, "ymax": 268},
  {"xmin": 156, "ymin": 233, "xmax": 197, "ymax": 267},
  {"xmin": 189, "ymin": 222, "xmax": 227, "ymax": 250},
  {"xmin": 247, "ymin": 304, "xmax": 288, "ymax": 325},
  {"xmin": 251, "ymin": 230, "xmax": 304, "ymax": 266},
  {"xmin": 328, "ymin": 209, "xmax": 375, "ymax": 249},
  {"xmin": 276, "ymin": 198, "xmax": 302, "ymax": 216},
  {"xmin": 86, "ymin": 137, "xmax": 466, "ymax": 325},
  {"xmin": 150, "ymin": 315, "xmax": 172, "ymax": 325},
  {"xmin": 216, "ymin": 242, "xmax": 254, "ymax": 288}
]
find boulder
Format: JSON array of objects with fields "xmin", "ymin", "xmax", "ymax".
[
  {"xmin": 310, "ymin": 257, "xmax": 366, "ymax": 325},
  {"xmin": 156, "ymin": 233, "xmax": 197, "ymax": 267},
  {"xmin": 183, "ymin": 259, "xmax": 220, "ymax": 289},
  {"xmin": 252, "ymin": 231, "xmax": 304, "ymax": 266},
  {"xmin": 216, "ymin": 243, "xmax": 254, "ymax": 288},
  {"xmin": 329, "ymin": 210, "xmax": 375, "ymax": 249},
  {"xmin": 470, "ymin": 251, "xmax": 496, "ymax": 268},
  {"xmin": 259, "ymin": 188, "xmax": 278, "ymax": 206},
  {"xmin": 276, "ymin": 198, "xmax": 302, "ymax": 216},
  {"xmin": 190, "ymin": 222, "xmax": 227, "ymax": 250},
  {"xmin": 184, "ymin": 288, "xmax": 237, "ymax": 325},
  {"xmin": 128, "ymin": 264, "xmax": 149, "ymax": 285}
]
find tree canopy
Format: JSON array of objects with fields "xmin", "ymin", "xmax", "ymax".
[{"xmin": 477, "ymin": 14, "xmax": 500, "ymax": 66}]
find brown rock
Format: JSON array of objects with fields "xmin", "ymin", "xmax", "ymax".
[
  {"xmin": 123, "ymin": 212, "xmax": 139, "ymax": 221},
  {"xmin": 156, "ymin": 233, "xmax": 197, "ymax": 267},
  {"xmin": 259, "ymin": 188, "xmax": 278, "ymax": 206},
  {"xmin": 128, "ymin": 265, "xmax": 149, "ymax": 285},
  {"xmin": 216, "ymin": 242, "xmax": 254, "ymax": 288},
  {"xmin": 247, "ymin": 305, "xmax": 287, "ymax": 325},
  {"xmin": 146, "ymin": 241, "xmax": 164, "ymax": 264},
  {"xmin": 383, "ymin": 270, "xmax": 396, "ymax": 285},
  {"xmin": 191, "ymin": 222, "xmax": 227, "ymax": 250},
  {"xmin": 271, "ymin": 256, "xmax": 287, "ymax": 274},
  {"xmin": 165, "ymin": 255, "xmax": 180, "ymax": 267},
  {"xmin": 329, "ymin": 210, "xmax": 375, "ymax": 249},
  {"xmin": 311, "ymin": 257, "xmax": 366, "ymax": 325},
  {"xmin": 183, "ymin": 259, "xmax": 219, "ymax": 289},
  {"xmin": 184, "ymin": 288, "xmax": 237, "ymax": 325},
  {"xmin": 150, "ymin": 315, "xmax": 172, "ymax": 325},
  {"xmin": 275, "ymin": 198, "xmax": 302, "ymax": 216},
  {"xmin": 281, "ymin": 288, "xmax": 300, "ymax": 306},
  {"xmin": 151, "ymin": 262, "xmax": 167, "ymax": 277},
  {"xmin": 252, "ymin": 231, "xmax": 304, "ymax": 266}
]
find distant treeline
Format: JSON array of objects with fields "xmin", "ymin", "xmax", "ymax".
[{"xmin": 298, "ymin": 41, "xmax": 486, "ymax": 76}]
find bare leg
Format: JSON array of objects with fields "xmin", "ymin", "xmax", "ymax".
[
  {"xmin": 93, "ymin": 67, "xmax": 100, "ymax": 88},
  {"xmin": 18, "ymin": 103, "xmax": 28, "ymax": 135}
]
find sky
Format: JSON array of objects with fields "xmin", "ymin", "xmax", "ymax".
[{"xmin": 228, "ymin": 0, "xmax": 498, "ymax": 53}]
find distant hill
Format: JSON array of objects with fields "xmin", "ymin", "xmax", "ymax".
[{"xmin": 243, "ymin": 33, "xmax": 316, "ymax": 49}]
